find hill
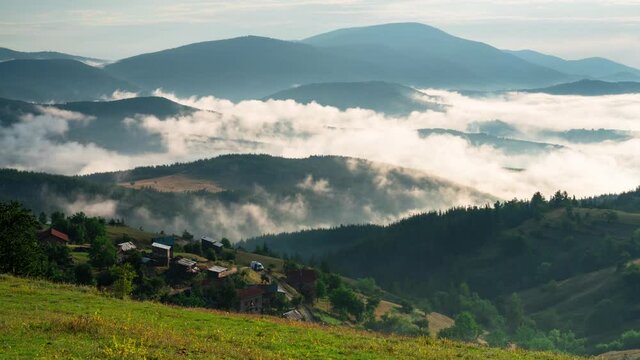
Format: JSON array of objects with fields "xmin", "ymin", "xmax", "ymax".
[
  {"xmin": 524, "ymin": 79, "xmax": 640, "ymax": 96},
  {"xmin": 418, "ymin": 128, "xmax": 563, "ymax": 154},
  {"xmin": 265, "ymin": 81, "xmax": 442, "ymax": 116},
  {"xmin": 0, "ymin": 155, "xmax": 494, "ymax": 239},
  {"xmin": 505, "ymin": 50, "xmax": 640, "ymax": 82},
  {"xmin": 0, "ymin": 59, "xmax": 137, "ymax": 102},
  {"xmin": 243, "ymin": 191, "xmax": 640, "ymax": 349},
  {"xmin": 105, "ymin": 36, "xmax": 380, "ymax": 101},
  {"xmin": 0, "ymin": 46, "xmax": 107, "ymax": 65},
  {"xmin": 303, "ymin": 23, "xmax": 569, "ymax": 90},
  {"xmin": 0, "ymin": 275, "xmax": 573, "ymax": 359},
  {"xmin": 0, "ymin": 96, "xmax": 195, "ymax": 153}
]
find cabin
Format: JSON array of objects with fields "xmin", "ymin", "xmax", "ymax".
[
  {"xmin": 201, "ymin": 236, "xmax": 223, "ymax": 253},
  {"xmin": 207, "ymin": 265, "xmax": 237, "ymax": 280},
  {"xmin": 116, "ymin": 241, "xmax": 137, "ymax": 263},
  {"xmin": 238, "ymin": 286, "xmax": 265, "ymax": 314},
  {"xmin": 282, "ymin": 309, "xmax": 304, "ymax": 321},
  {"xmin": 173, "ymin": 257, "xmax": 199, "ymax": 273},
  {"xmin": 152, "ymin": 236, "xmax": 176, "ymax": 247},
  {"xmin": 38, "ymin": 228, "xmax": 69, "ymax": 246},
  {"xmin": 286, "ymin": 269, "xmax": 317, "ymax": 298},
  {"xmin": 151, "ymin": 242, "xmax": 173, "ymax": 266}
]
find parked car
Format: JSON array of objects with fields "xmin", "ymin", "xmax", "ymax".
[{"xmin": 250, "ymin": 261, "xmax": 264, "ymax": 271}]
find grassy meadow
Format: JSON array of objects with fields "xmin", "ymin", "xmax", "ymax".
[{"xmin": 0, "ymin": 275, "xmax": 581, "ymax": 359}]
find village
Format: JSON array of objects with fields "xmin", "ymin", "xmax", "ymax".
[{"xmin": 33, "ymin": 215, "xmax": 449, "ymax": 337}]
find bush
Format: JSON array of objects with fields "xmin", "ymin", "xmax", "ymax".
[
  {"xmin": 74, "ymin": 263, "xmax": 94, "ymax": 285},
  {"xmin": 438, "ymin": 312, "xmax": 481, "ymax": 342}
]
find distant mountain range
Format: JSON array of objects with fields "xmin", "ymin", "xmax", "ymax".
[
  {"xmin": 524, "ymin": 79, "xmax": 640, "ymax": 96},
  {"xmin": 0, "ymin": 59, "xmax": 137, "ymax": 103},
  {"xmin": 0, "ymin": 47, "xmax": 107, "ymax": 65},
  {"xmin": 99, "ymin": 23, "xmax": 582, "ymax": 100},
  {"xmin": 1, "ymin": 22, "xmax": 639, "ymax": 103},
  {"xmin": 505, "ymin": 49, "xmax": 640, "ymax": 82},
  {"xmin": 265, "ymin": 81, "xmax": 443, "ymax": 116},
  {"xmin": 418, "ymin": 128, "xmax": 563, "ymax": 154}
]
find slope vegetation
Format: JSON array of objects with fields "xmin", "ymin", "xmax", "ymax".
[{"xmin": 0, "ymin": 275, "xmax": 578, "ymax": 359}]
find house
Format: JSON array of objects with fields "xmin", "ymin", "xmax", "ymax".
[
  {"xmin": 286, "ymin": 269, "xmax": 317, "ymax": 299},
  {"xmin": 152, "ymin": 236, "xmax": 176, "ymax": 247},
  {"xmin": 151, "ymin": 242, "xmax": 173, "ymax": 266},
  {"xmin": 207, "ymin": 265, "xmax": 238, "ymax": 279},
  {"xmin": 116, "ymin": 241, "xmax": 137, "ymax": 263},
  {"xmin": 201, "ymin": 236, "xmax": 223, "ymax": 253},
  {"xmin": 173, "ymin": 257, "xmax": 199, "ymax": 273},
  {"xmin": 238, "ymin": 286, "xmax": 265, "ymax": 314},
  {"xmin": 282, "ymin": 309, "xmax": 304, "ymax": 321},
  {"xmin": 38, "ymin": 228, "xmax": 69, "ymax": 246}
]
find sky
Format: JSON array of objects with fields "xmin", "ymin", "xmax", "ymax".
[{"xmin": 1, "ymin": 0, "xmax": 640, "ymax": 67}]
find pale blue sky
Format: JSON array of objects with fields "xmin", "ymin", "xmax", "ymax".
[{"xmin": 2, "ymin": 0, "xmax": 639, "ymax": 67}]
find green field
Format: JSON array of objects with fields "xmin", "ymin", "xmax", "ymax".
[{"xmin": 0, "ymin": 275, "xmax": 579, "ymax": 359}]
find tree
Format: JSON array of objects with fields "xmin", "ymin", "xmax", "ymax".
[
  {"xmin": 38, "ymin": 211, "xmax": 47, "ymax": 224},
  {"xmin": 181, "ymin": 230, "xmax": 194, "ymax": 241},
  {"xmin": 90, "ymin": 235, "xmax": 116, "ymax": 268},
  {"xmin": 438, "ymin": 312, "xmax": 481, "ymax": 342},
  {"xmin": 329, "ymin": 286, "xmax": 365, "ymax": 321},
  {"xmin": 74, "ymin": 263, "xmax": 94, "ymax": 285},
  {"xmin": 504, "ymin": 293, "xmax": 525, "ymax": 334},
  {"xmin": 0, "ymin": 201, "xmax": 43, "ymax": 275},
  {"xmin": 112, "ymin": 263, "xmax": 136, "ymax": 299},
  {"xmin": 221, "ymin": 238, "xmax": 232, "ymax": 248},
  {"xmin": 315, "ymin": 278, "xmax": 328, "ymax": 299}
]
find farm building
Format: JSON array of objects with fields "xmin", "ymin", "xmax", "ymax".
[
  {"xmin": 152, "ymin": 236, "xmax": 176, "ymax": 247},
  {"xmin": 116, "ymin": 241, "xmax": 137, "ymax": 263},
  {"xmin": 238, "ymin": 286, "xmax": 265, "ymax": 314},
  {"xmin": 38, "ymin": 228, "xmax": 69, "ymax": 246},
  {"xmin": 151, "ymin": 242, "xmax": 173, "ymax": 266},
  {"xmin": 201, "ymin": 236, "xmax": 223, "ymax": 253},
  {"xmin": 173, "ymin": 258, "xmax": 199, "ymax": 273},
  {"xmin": 207, "ymin": 265, "xmax": 237, "ymax": 279},
  {"xmin": 282, "ymin": 309, "xmax": 304, "ymax": 321}
]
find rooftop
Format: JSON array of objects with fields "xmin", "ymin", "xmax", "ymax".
[
  {"xmin": 176, "ymin": 258, "xmax": 197, "ymax": 267},
  {"xmin": 151, "ymin": 242, "xmax": 172, "ymax": 250},
  {"xmin": 117, "ymin": 241, "xmax": 136, "ymax": 252}
]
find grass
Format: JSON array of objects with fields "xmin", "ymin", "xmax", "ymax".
[
  {"xmin": 118, "ymin": 174, "xmax": 223, "ymax": 193},
  {"xmin": 106, "ymin": 226, "xmax": 157, "ymax": 246},
  {"xmin": 235, "ymin": 251, "xmax": 284, "ymax": 273},
  {"xmin": 0, "ymin": 275, "xmax": 581, "ymax": 359}
]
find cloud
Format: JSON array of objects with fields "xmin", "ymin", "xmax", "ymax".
[
  {"xmin": 297, "ymin": 175, "xmax": 333, "ymax": 195},
  {"xmin": 2, "ymin": 89, "xmax": 640, "ymax": 236}
]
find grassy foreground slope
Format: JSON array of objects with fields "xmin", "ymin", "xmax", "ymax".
[{"xmin": 0, "ymin": 276, "xmax": 577, "ymax": 359}]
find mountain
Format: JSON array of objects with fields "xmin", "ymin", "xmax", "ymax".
[
  {"xmin": 525, "ymin": 79, "xmax": 640, "ymax": 96},
  {"xmin": 0, "ymin": 96, "xmax": 195, "ymax": 153},
  {"xmin": 0, "ymin": 47, "xmax": 107, "ymax": 65},
  {"xmin": 303, "ymin": 23, "xmax": 570, "ymax": 90},
  {"xmin": 505, "ymin": 50, "xmax": 640, "ymax": 82},
  {"xmin": 0, "ymin": 155, "xmax": 493, "ymax": 240},
  {"xmin": 105, "ymin": 36, "xmax": 382, "ymax": 101},
  {"xmin": 0, "ymin": 59, "xmax": 137, "ymax": 102},
  {"xmin": 418, "ymin": 128, "xmax": 563, "ymax": 154},
  {"xmin": 105, "ymin": 23, "xmax": 571, "ymax": 101},
  {"xmin": 265, "ymin": 81, "xmax": 443, "ymax": 116}
]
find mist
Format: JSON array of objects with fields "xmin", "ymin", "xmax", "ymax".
[{"xmin": 2, "ymin": 88, "xmax": 639, "ymax": 237}]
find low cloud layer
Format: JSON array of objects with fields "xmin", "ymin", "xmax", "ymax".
[{"xmin": 1, "ymin": 89, "xmax": 639, "ymax": 237}]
